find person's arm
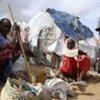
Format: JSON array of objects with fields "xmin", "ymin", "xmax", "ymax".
[
  {"xmin": 6, "ymin": 23, "xmax": 20, "ymax": 48},
  {"xmin": 10, "ymin": 23, "xmax": 20, "ymax": 43},
  {"xmin": 3, "ymin": 23, "xmax": 20, "ymax": 48}
]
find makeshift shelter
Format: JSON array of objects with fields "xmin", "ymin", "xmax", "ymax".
[
  {"xmin": 47, "ymin": 8, "xmax": 96, "ymax": 61},
  {"xmin": 28, "ymin": 8, "xmax": 96, "ymax": 66}
]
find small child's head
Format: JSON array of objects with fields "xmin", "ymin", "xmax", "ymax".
[{"xmin": 66, "ymin": 38, "xmax": 75, "ymax": 49}]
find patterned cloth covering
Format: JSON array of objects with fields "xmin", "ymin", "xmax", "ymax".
[{"xmin": 0, "ymin": 78, "xmax": 42, "ymax": 100}]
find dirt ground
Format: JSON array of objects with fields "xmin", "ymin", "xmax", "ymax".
[
  {"xmin": 0, "ymin": 64, "xmax": 100, "ymax": 100},
  {"xmin": 68, "ymin": 71, "xmax": 100, "ymax": 100},
  {"xmin": 28, "ymin": 65, "xmax": 100, "ymax": 100},
  {"xmin": 30, "ymin": 65, "xmax": 100, "ymax": 100}
]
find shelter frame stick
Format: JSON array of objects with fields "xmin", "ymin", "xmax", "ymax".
[{"xmin": 8, "ymin": 4, "xmax": 32, "ymax": 83}]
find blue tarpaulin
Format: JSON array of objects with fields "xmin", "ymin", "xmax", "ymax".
[{"xmin": 47, "ymin": 8, "xmax": 94, "ymax": 40}]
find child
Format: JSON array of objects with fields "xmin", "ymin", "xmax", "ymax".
[{"xmin": 60, "ymin": 38, "xmax": 91, "ymax": 81}]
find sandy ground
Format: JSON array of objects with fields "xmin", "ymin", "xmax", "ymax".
[
  {"xmin": 68, "ymin": 71, "xmax": 100, "ymax": 100},
  {"xmin": 30, "ymin": 65, "xmax": 100, "ymax": 100},
  {"xmin": 0, "ymin": 64, "xmax": 100, "ymax": 100}
]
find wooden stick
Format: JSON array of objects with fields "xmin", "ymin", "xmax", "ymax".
[
  {"xmin": 76, "ymin": 35, "xmax": 80, "ymax": 81},
  {"xmin": 8, "ymin": 5, "xmax": 15, "ymax": 23},
  {"xmin": 8, "ymin": 4, "xmax": 32, "ymax": 83},
  {"xmin": 77, "ymin": 56, "xmax": 80, "ymax": 81}
]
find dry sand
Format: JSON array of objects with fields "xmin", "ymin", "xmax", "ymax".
[{"xmin": 68, "ymin": 71, "xmax": 100, "ymax": 100}]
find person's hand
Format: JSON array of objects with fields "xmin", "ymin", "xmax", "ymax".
[
  {"xmin": 11, "ymin": 23, "xmax": 20, "ymax": 43},
  {"xmin": 12, "ymin": 22, "xmax": 20, "ymax": 33},
  {"xmin": 78, "ymin": 55, "xmax": 87, "ymax": 61}
]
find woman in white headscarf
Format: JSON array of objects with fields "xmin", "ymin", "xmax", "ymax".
[{"xmin": 60, "ymin": 38, "xmax": 91, "ymax": 81}]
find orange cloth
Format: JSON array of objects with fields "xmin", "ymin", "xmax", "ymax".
[
  {"xmin": 7, "ymin": 32, "xmax": 12, "ymax": 36},
  {"xmin": 60, "ymin": 55, "xmax": 90, "ymax": 76}
]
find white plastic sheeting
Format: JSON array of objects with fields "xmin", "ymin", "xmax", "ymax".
[
  {"xmin": 47, "ymin": 39, "xmax": 64, "ymax": 56},
  {"xmin": 79, "ymin": 37, "xmax": 97, "ymax": 59},
  {"xmin": 12, "ymin": 55, "xmax": 27, "ymax": 72},
  {"xmin": 28, "ymin": 12, "xmax": 63, "ymax": 55}
]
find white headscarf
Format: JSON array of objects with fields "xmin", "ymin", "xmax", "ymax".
[{"xmin": 63, "ymin": 38, "xmax": 78, "ymax": 57}]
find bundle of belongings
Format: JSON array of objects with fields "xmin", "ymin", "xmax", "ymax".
[
  {"xmin": 45, "ymin": 78, "xmax": 75, "ymax": 100},
  {"xmin": 0, "ymin": 78, "xmax": 51, "ymax": 100}
]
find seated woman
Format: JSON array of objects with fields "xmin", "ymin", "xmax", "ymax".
[
  {"xmin": 60, "ymin": 38, "xmax": 91, "ymax": 81},
  {"xmin": 0, "ymin": 18, "xmax": 21, "ymax": 84}
]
